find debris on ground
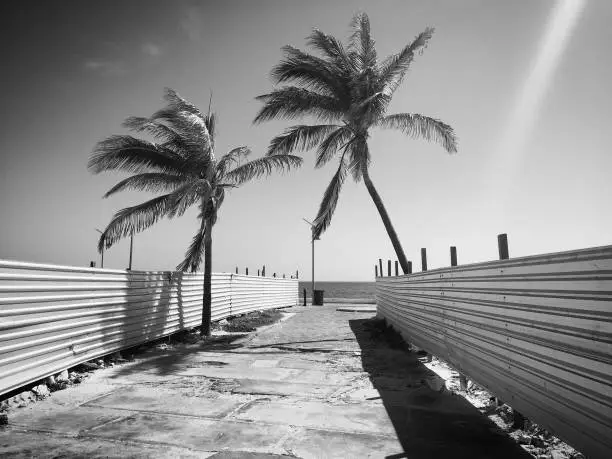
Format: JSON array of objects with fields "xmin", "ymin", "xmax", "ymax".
[
  {"xmin": 422, "ymin": 355, "xmax": 586, "ymax": 459},
  {"xmin": 216, "ymin": 309, "xmax": 284, "ymax": 333}
]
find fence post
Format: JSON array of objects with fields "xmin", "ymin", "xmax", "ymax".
[
  {"xmin": 378, "ymin": 259, "xmax": 383, "ymax": 279},
  {"xmin": 407, "ymin": 261, "xmax": 412, "ymax": 274},
  {"xmin": 395, "ymin": 260, "xmax": 399, "ymax": 276},
  {"xmin": 498, "ymin": 233, "xmax": 526, "ymax": 428},
  {"xmin": 421, "ymin": 248, "xmax": 428, "ymax": 271},
  {"xmin": 450, "ymin": 246, "xmax": 457, "ymax": 267},
  {"xmin": 387, "ymin": 259, "xmax": 391, "ymax": 276},
  {"xmin": 375, "ymin": 265, "xmax": 378, "ymax": 277},
  {"xmin": 451, "ymin": 246, "xmax": 468, "ymax": 391},
  {"xmin": 303, "ymin": 288, "xmax": 307, "ymax": 306},
  {"xmin": 498, "ymin": 233, "xmax": 509, "ymax": 260}
]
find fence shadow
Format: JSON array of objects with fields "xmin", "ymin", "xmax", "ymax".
[{"xmin": 348, "ymin": 318, "xmax": 532, "ymax": 459}]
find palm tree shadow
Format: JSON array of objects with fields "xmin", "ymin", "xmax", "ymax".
[{"xmin": 348, "ymin": 318, "xmax": 532, "ymax": 459}]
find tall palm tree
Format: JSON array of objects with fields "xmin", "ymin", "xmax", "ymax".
[
  {"xmin": 254, "ymin": 13, "xmax": 457, "ymax": 274},
  {"xmin": 88, "ymin": 88, "xmax": 302, "ymax": 336}
]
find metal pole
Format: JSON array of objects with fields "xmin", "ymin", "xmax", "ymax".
[
  {"xmin": 311, "ymin": 235, "xmax": 315, "ymax": 302},
  {"xmin": 95, "ymin": 229, "xmax": 104, "ymax": 269},
  {"xmin": 128, "ymin": 232, "xmax": 134, "ymax": 270}
]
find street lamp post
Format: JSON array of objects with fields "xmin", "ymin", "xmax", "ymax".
[
  {"xmin": 302, "ymin": 218, "xmax": 319, "ymax": 304},
  {"xmin": 95, "ymin": 228, "xmax": 104, "ymax": 269},
  {"xmin": 128, "ymin": 231, "xmax": 134, "ymax": 270}
]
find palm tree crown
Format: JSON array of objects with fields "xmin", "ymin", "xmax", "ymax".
[
  {"xmin": 89, "ymin": 88, "xmax": 302, "ymax": 272},
  {"xmin": 255, "ymin": 13, "xmax": 457, "ymax": 273}
]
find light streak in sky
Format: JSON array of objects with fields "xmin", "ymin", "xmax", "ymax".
[{"xmin": 490, "ymin": 0, "xmax": 586, "ymax": 188}]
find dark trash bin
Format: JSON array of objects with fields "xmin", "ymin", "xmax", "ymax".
[{"xmin": 313, "ymin": 289, "xmax": 325, "ymax": 306}]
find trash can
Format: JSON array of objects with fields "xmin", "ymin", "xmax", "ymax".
[{"xmin": 313, "ymin": 289, "xmax": 325, "ymax": 306}]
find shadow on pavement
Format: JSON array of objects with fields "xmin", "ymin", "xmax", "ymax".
[
  {"xmin": 109, "ymin": 333, "xmax": 249, "ymax": 378},
  {"xmin": 349, "ymin": 318, "xmax": 532, "ymax": 459}
]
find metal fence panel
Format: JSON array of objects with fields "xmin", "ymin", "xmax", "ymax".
[
  {"xmin": 0, "ymin": 259, "xmax": 297, "ymax": 397},
  {"xmin": 376, "ymin": 245, "xmax": 612, "ymax": 459}
]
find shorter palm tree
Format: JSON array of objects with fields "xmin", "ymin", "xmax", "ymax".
[{"xmin": 88, "ymin": 88, "xmax": 302, "ymax": 336}]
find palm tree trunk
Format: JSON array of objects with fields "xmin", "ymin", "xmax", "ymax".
[
  {"xmin": 201, "ymin": 220, "xmax": 213, "ymax": 337},
  {"xmin": 361, "ymin": 165, "xmax": 410, "ymax": 274}
]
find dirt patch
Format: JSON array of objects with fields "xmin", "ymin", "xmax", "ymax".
[{"xmin": 217, "ymin": 310, "xmax": 284, "ymax": 333}]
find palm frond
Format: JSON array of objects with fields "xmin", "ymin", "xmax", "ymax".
[
  {"xmin": 216, "ymin": 146, "xmax": 251, "ymax": 175},
  {"xmin": 97, "ymin": 193, "xmax": 172, "ymax": 251},
  {"xmin": 176, "ymin": 218, "xmax": 207, "ymax": 272},
  {"xmin": 253, "ymin": 87, "xmax": 343, "ymax": 124},
  {"xmin": 312, "ymin": 155, "xmax": 348, "ymax": 239},
  {"xmin": 271, "ymin": 46, "xmax": 344, "ymax": 98},
  {"xmin": 150, "ymin": 107, "xmax": 212, "ymax": 156},
  {"xmin": 315, "ymin": 126, "xmax": 352, "ymax": 168},
  {"xmin": 103, "ymin": 173, "xmax": 185, "ymax": 198},
  {"xmin": 88, "ymin": 135, "xmax": 184, "ymax": 174},
  {"xmin": 267, "ymin": 124, "xmax": 338, "ymax": 156},
  {"xmin": 346, "ymin": 138, "xmax": 370, "ymax": 182},
  {"xmin": 349, "ymin": 12, "xmax": 377, "ymax": 70},
  {"xmin": 122, "ymin": 117, "xmax": 183, "ymax": 145},
  {"xmin": 307, "ymin": 29, "xmax": 354, "ymax": 73},
  {"xmin": 225, "ymin": 155, "xmax": 303, "ymax": 186},
  {"xmin": 205, "ymin": 112, "xmax": 217, "ymax": 149},
  {"xmin": 163, "ymin": 88, "xmax": 206, "ymax": 120},
  {"xmin": 377, "ymin": 113, "xmax": 457, "ymax": 153},
  {"xmin": 167, "ymin": 179, "xmax": 212, "ymax": 218},
  {"xmin": 378, "ymin": 27, "xmax": 434, "ymax": 96}
]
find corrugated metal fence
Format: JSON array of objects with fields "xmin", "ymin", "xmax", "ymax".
[
  {"xmin": 376, "ymin": 245, "xmax": 612, "ymax": 459},
  {"xmin": 0, "ymin": 259, "xmax": 298, "ymax": 397}
]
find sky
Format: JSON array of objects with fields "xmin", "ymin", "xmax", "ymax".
[{"xmin": 1, "ymin": 0, "xmax": 610, "ymax": 281}]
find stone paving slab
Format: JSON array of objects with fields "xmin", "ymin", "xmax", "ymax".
[
  {"xmin": 175, "ymin": 366, "xmax": 302, "ymax": 381},
  {"xmin": 8, "ymin": 406, "xmax": 129, "ymax": 435},
  {"xmin": 0, "ymin": 430, "xmax": 210, "ymax": 458},
  {"xmin": 85, "ymin": 386, "xmax": 244, "ymax": 418},
  {"xmin": 88, "ymin": 414, "xmax": 293, "ymax": 454},
  {"xmin": 283, "ymin": 427, "xmax": 403, "ymax": 459},
  {"xmin": 234, "ymin": 399, "xmax": 396, "ymax": 435},
  {"xmin": 231, "ymin": 379, "xmax": 338, "ymax": 397}
]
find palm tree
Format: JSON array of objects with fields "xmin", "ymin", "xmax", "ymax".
[
  {"xmin": 88, "ymin": 88, "xmax": 302, "ymax": 336},
  {"xmin": 254, "ymin": 13, "xmax": 457, "ymax": 274}
]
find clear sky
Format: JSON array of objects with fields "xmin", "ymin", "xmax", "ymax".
[{"xmin": 1, "ymin": 0, "xmax": 610, "ymax": 281}]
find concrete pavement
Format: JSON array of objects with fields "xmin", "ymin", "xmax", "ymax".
[{"xmin": 0, "ymin": 304, "xmax": 531, "ymax": 458}]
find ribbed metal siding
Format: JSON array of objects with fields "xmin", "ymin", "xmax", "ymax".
[
  {"xmin": 376, "ymin": 245, "xmax": 612, "ymax": 459},
  {"xmin": 0, "ymin": 260, "xmax": 297, "ymax": 397}
]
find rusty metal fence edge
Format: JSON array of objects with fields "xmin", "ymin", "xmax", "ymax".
[
  {"xmin": 376, "ymin": 245, "xmax": 612, "ymax": 459},
  {"xmin": 0, "ymin": 259, "xmax": 298, "ymax": 397}
]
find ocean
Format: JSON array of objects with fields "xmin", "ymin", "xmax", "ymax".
[{"xmin": 298, "ymin": 281, "xmax": 376, "ymax": 301}]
